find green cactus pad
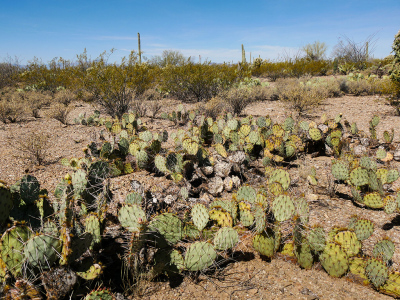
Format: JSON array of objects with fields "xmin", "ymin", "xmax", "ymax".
[
  {"xmin": 191, "ymin": 204, "xmax": 209, "ymax": 231},
  {"xmin": 272, "ymin": 195, "xmax": 295, "ymax": 222},
  {"xmin": 20, "ymin": 175, "xmax": 40, "ymax": 205},
  {"xmin": 294, "ymin": 197, "xmax": 309, "ymax": 224},
  {"xmin": 239, "ymin": 208, "xmax": 254, "ymax": 227},
  {"xmin": 360, "ymin": 156, "xmax": 377, "ymax": 171},
  {"xmin": 349, "ymin": 167, "xmax": 369, "ymax": 186},
  {"xmin": 149, "ymin": 213, "xmax": 183, "ymax": 244},
  {"xmin": 184, "ymin": 242, "xmax": 216, "ymax": 271},
  {"xmin": 366, "ymin": 257, "xmax": 388, "ymax": 288},
  {"xmin": 253, "ymin": 230, "xmax": 275, "ymax": 257},
  {"xmin": 353, "ymin": 218, "xmax": 374, "ymax": 241},
  {"xmin": 319, "ymin": 242, "xmax": 349, "ymax": 277},
  {"xmin": 213, "ymin": 227, "xmax": 239, "ymax": 250},
  {"xmin": 331, "ymin": 161, "xmax": 349, "ymax": 181},
  {"xmin": 118, "ymin": 204, "xmax": 146, "ymax": 232},
  {"xmin": 295, "ymin": 239, "xmax": 314, "ymax": 269},
  {"xmin": 387, "ymin": 169, "xmax": 399, "ymax": 184},
  {"xmin": 0, "ymin": 225, "xmax": 32, "ymax": 277},
  {"xmin": 363, "ymin": 192, "xmax": 384, "ymax": 209},
  {"xmin": 309, "ymin": 128, "xmax": 322, "ymax": 141},
  {"xmin": 24, "ymin": 234, "xmax": 62, "ymax": 269},
  {"xmin": 307, "ymin": 226, "xmax": 326, "ymax": 252},
  {"xmin": 269, "ymin": 169, "xmax": 290, "ymax": 190},
  {"xmin": 384, "ymin": 195, "xmax": 397, "ymax": 214},
  {"xmin": 236, "ymin": 186, "xmax": 257, "ymax": 203},
  {"xmin": 125, "ymin": 192, "xmax": 143, "ymax": 206},
  {"xmin": 333, "ymin": 231, "xmax": 361, "ymax": 257},
  {"xmin": 85, "ymin": 214, "xmax": 101, "ymax": 246},
  {"xmin": 373, "ymin": 238, "xmax": 395, "ymax": 262}
]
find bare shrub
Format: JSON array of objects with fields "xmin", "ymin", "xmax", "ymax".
[
  {"xmin": 11, "ymin": 131, "xmax": 50, "ymax": 165},
  {"xmin": 218, "ymin": 87, "xmax": 255, "ymax": 116},
  {"xmin": 54, "ymin": 89, "xmax": 76, "ymax": 106},
  {"xmin": 131, "ymin": 98, "xmax": 148, "ymax": 118},
  {"xmin": 197, "ymin": 96, "xmax": 226, "ymax": 119},
  {"xmin": 141, "ymin": 88, "xmax": 163, "ymax": 118},
  {"xmin": 24, "ymin": 91, "xmax": 53, "ymax": 118},
  {"xmin": 47, "ymin": 103, "xmax": 73, "ymax": 125},
  {"xmin": 0, "ymin": 97, "xmax": 25, "ymax": 123},
  {"xmin": 275, "ymin": 78, "xmax": 326, "ymax": 116}
]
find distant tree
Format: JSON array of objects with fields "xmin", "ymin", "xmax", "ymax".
[
  {"xmin": 301, "ymin": 41, "xmax": 328, "ymax": 61},
  {"xmin": 149, "ymin": 50, "xmax": 189, "ymax": 67},
  {"xmin": 332, "ymin": 34, "xmax": 377, "ymax": 68}
]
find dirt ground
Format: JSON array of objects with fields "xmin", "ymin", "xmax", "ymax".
[{"xmin": 1, "ymin": 93, "xmax": 399, "ymax": 299}]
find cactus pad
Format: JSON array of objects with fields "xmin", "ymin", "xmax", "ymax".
[
  {"xmin": 213, "ymin": 227, "xmax": 239, "ymax": 250},
  {"xmin": 184, "ymin": 242, "xmax": 216, "ymax": 271}
]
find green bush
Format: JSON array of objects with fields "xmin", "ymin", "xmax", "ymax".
[
  {"xmin": 82, "ymin": 50, "xmax": 156, "ymax": 118},
  {"xmin": 160, "ymin": 61, "xmax": 243, "ymax": 102}
]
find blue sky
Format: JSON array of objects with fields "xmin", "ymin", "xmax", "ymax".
[{"xmin": 1, "ymin": 0, "xmax": 399, "ymax": 64}]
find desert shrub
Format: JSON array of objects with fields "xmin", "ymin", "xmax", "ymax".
[
  {"xmin": 305, "ymin": 77, "xmax": 343, "ymax": 98},
  {"xmin": 54, "ymin": 89, "xmax": 76, "ymax": 106},
  {"xmin": 251, "ymin": 58, "xmax": 332, "ymax": 80},
  {"xmin": 0, "ymin": 91, "xmax": 26, "ymax": 123},
  {"xmin": 217, "ymin": 87, "xmax": 257, "ymax": 116},
  {"xmin": 149, "ymin": 50, "xmax": 188, "ymax": 67},
  {"xmin": 160, "ymin": 61, "xmax": 241, "ymax": 102},
  {"xmin": 197, "ymin": 96, "xmax": 226, "ymax": 119},
  {"xmin": 275, "ymin": 78, "xmax": 326, "ymax": 115},
  {"xmin": 141, "ymin": 88, "xmax": 163, "ymax": 118},
  {"xmin": 302, "ymin": 41, "xmax": 328, "ymax": 61},
  {"xmin": 24, "ymin": 90, "xmax": 53, "ymax": 118},
  {"xmin": 47, "ymin": 103, "xmax": 73, "ymax": 125},
  {"xmin": 11, "ymin": 131, "xmax": 50, "ymax": 165},
  {"xmin": 0, "ymin": 56, "xmax": 22, "ymax": 89},
  {"xmin": 83, "ymin": 50, "xmax": 156, "ymax": 118},
  {"xmin": 20, "ymin": 57, "xmax": 75, "ymax": 92},
  {"xmin": 332, "ymin": 34, "xmax": 377, "ymax": 70}
]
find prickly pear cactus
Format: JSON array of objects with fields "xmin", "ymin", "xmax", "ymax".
[
  {"xmin": 0, "ymin": 183, "xmax": 13, "ymax": 224},
  {"xmin": 118, "ymin": 204, "xmax": 146, "ymax": 232},
  {"xmin": 373, "ymin": 238, "xmax": 395, "ymax": 263},
  {"xmin": 149, "ymin": 213, "xmax": 183, "ymax": 244},
  {"xmin": 184, "ymin": 241, "xmax": 217, "ymax": 271},
  {"xmin": 253, "ymin": 230, "xmax": 275, "ymax": 257},
  {"xmin": 191, "ymin": 204, "xmax": 209, "ymax": 231},
  {"xmin": 0, "ymin": 225, "xmax": 32, "ymax": 277},
  {"xmin": 213, "ymin": 227, "xmax": 239, "ymax": 250},
  {"xmin": 319, "ymin": 242, "xmax": 349, "ymax": 277},
  {"xmin": 366, "ymin": 257, "xmax": 389, "ymax": 288},
  {"xmin": 24, "ymin": 234, "xmax": 62, "ymax": 269},
  {"xmin": 272, "ymin": 195, "xmax": 295, "ymax": 222}
]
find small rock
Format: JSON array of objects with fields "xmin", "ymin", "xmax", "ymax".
[
  {"xmin": 228, "ymin": 151, "xmax": 247, "ymax": 164},
  {"xmin": 231, "ymin": 175, "xmax": 241, "ymax": 188},
  {"xmin": 223, "ymin": 177, "xmax": 234, "ymax": 192},
  {"xmin": 201, "ymin": 166, "xmax": 214, "ymax": 176},
  {"xmin": 214, "ymin": 161, "xmax": 232, "ymax": 178}
]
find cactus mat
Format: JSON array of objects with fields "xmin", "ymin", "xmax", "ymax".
[{"xmin": 1, "ymin": 94, "xmax": 400, "ymax": 299}]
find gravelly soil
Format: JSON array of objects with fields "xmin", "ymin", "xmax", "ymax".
[{"xmin": 1, "ymin": 93, "xmax": 399, "ymax": 299}]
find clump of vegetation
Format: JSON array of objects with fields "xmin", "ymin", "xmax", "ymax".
[
  {"xmin": 274, "ymin": 78, "xmax": 327, "ymax": 115},
  {"xmin": 160, "ymin": 61, "xmax": 242, "ymax": 102},
  {"xmin": 47, "ymin": 102, "xmax": 74, "ymax": 125},
  {"xmin": 10, "ymin": 131, "xmax": 51, "ymax": 165}
]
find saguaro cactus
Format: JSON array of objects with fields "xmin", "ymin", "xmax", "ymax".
[{"xmin": 138, "ymin": 32, "xmax": 142, "ymax": 64}]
